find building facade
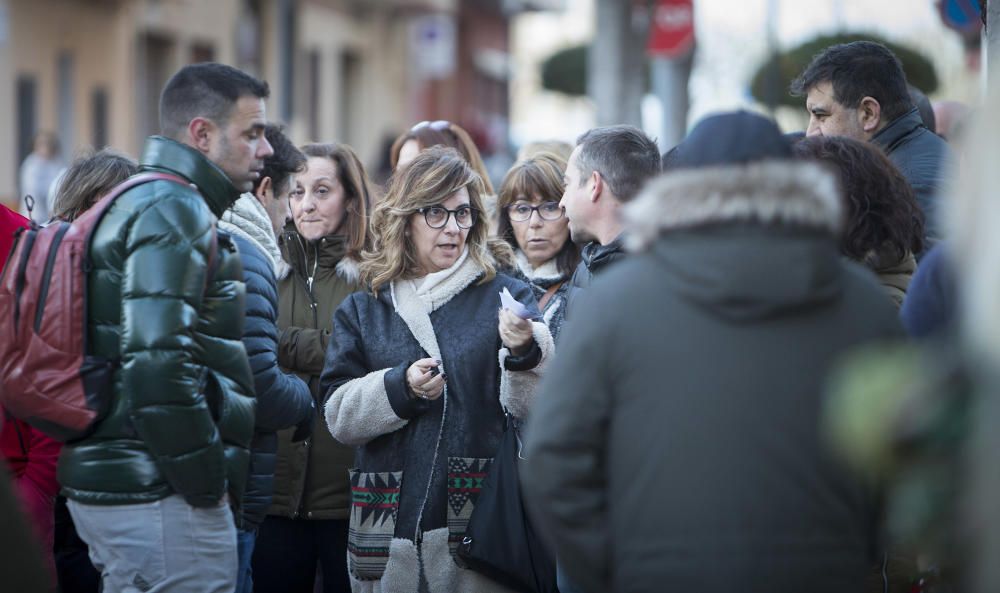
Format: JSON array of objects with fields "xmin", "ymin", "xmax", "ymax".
[{"xmin": 0, "ymin": 0, "xmax": 557, "ymax": 207}]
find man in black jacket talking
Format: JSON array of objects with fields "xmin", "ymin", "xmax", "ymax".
[{"xmin": 559, "ymin": 125, "xmax": 660, "ymax": 309}]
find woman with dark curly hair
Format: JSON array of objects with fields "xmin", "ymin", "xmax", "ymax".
[{"xmin": 794, "ymin": 136, "xmax": 924, "ymax": 307}]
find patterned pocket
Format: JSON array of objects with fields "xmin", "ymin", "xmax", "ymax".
[
  {"xmin": 446, "ymin": 457, "xmax": 493, "ymax": 558},
  {"xmin": 347, "ymin": 469, "xmax": 403, "ymax": 580}
]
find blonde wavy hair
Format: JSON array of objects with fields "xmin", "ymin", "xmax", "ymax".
[{"xmin": 362, "ymin": 146, "xmax": 510, "ymax": 294}]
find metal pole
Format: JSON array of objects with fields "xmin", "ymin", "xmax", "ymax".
[
  {"xmin": 590, "ymin": 0, "xmax": 644, "ymax": 127},
  {"xmin": 987, "ymin": 0, "xmax": 1000, "ymax": 81},
  {"xmin": 763, "ymin": 0, "xmax": 780, "ymax": 114},
  {"xmin": 650, "ymin": 51, "xmax": 692, "ymax": 150}
]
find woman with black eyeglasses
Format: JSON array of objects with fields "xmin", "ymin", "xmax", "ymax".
[
  {"xmin": 318, "ymin": 147, "xmax": 553, "ymax": 592},
  {"xmin": 497, "ymin": 152, "xmax": 581, "ymax": 341}
]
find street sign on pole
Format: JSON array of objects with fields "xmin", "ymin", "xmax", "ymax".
[
  {"xmin": 938, "ymin": 0, "xmax": 983, "ymax": 34},
  {"xmin": 410, "ymin": 14, "xmax": 457, "ymax": 81},
  {"xmin": 647, "ymin": 0, "xmax": 695, "ymax": 58}
]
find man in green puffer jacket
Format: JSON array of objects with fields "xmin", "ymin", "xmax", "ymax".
[{"xmin": 58, "ymin": 63, "xmax": 274, "ymax": 593}]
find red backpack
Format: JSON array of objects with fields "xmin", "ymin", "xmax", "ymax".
[{"xmin": 0, "ymin": 172, "xmax": 197, "ymax": 442}]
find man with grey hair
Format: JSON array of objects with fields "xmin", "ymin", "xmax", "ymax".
[
  {"xmin": 554, "ymin": 124, "xmax": 660, "ymax": 593},
  {"xmin": 560, "ymin": 124, "xmax": 660, "ymax": 298}
]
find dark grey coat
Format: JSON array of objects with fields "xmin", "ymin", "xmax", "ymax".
[
  {"xmin": 523, "ymin": 160, "xmax": 902, "ymax": 593},
  {"xmin": 871, "ymin": 107, "xmax": 954, "ymax": 239}
]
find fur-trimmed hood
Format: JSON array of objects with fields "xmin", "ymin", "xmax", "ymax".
[
  {"xmin": 277, "ymin": 223, "xmax": 361, "ymax": 284},
  {"xmin": 625, "ymin": 160, "xmax": 842, "ymax": 252},
  {"xmin": 622, "ymin": 160, "xmax": 847, "ymax": 321}
]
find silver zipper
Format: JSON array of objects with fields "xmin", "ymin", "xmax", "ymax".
[{"xmin": 412, "ymin": 365, "xmax": 448, "ymax": 544}]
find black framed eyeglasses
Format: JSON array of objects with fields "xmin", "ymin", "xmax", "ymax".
[
  {"xmin": 417, "ymin": 205, "xmax": 478, "ymax": 229},
  {"xmin": 507, "ymin": 201, "xmax": 564, "ymax": 222},
  {"xmin": 411, "ymin": 120, "xmax": 451, "ymax": 133}
]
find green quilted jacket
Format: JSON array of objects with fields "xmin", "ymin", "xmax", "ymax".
[{"xmin": 58, "ymin": 136, "xmax": 256, "ymax": 508}]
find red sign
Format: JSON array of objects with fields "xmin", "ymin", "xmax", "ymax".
[{"xmin": 647, "ymin": 0, "xmax": 695, "ymax": 58}]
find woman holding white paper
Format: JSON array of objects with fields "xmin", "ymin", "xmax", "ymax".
[
  {"xmin": 496, "ymin": 152, "xmax": 581, "ymax": 341},
  {"xmin": 319, "ymin": 147, "xmax": 553, "ymax": 593}
]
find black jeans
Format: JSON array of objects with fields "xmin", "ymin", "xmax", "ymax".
[{"xmin": 251, "ymin": 516, "xmax": 350, "ymax": 593}]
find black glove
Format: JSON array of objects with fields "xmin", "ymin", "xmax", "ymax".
[{"xmin": 291, "ymin": 403, "xmax": 315, "ymax": 443}]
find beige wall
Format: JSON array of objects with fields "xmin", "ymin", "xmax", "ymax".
[
  {"xmin": 0, "ymin": 0, "xmax": 480, "ymax": 206},
  {"xmin": 0, "ymin": 0, "xmax": 248, "ymax": 206},
  {"xmin": 293, "ymin": 1, "xmax": 411, "ymax": 168},
  {"xmin": 2, "ymin": 0, "xmax": 126, "ymax": 206}
]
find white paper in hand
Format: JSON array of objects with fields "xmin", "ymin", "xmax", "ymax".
[{"xmin": 500, "ymin": 287, "xmax": 537, "ymax": 320}]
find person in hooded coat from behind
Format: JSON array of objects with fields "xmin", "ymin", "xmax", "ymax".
[{"xmin": 522, "ymin": 111, "xmax": 903, "ymax": 593}]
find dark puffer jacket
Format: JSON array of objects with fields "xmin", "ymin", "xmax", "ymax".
[
  {"xmin": 568, "ymin": 235, "xmax": 626, "ymax": 291},
  {"xmin": 565, "ymin": 235, "xmax": 625, "ymax": 313},
  {"xmin": 58, "ymin": 136, "xmax": 256, "ymax": 508},
  {"xmin": 871, "ymin": 107, "xmax": 953, "ymax": 239},
  {"xmin": 229, "ymin": 231, "xmax": 313, "ymax": 529}
]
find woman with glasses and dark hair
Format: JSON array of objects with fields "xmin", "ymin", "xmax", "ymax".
[
  {"xmin": 497, "ymin": 152, "xmax": 580, "ymax": 341},
  {"xmin": 319, "ymin": 146, "xmax": 553, "ymax": 593},
  {"xmin": 253, "ymin": 142, "xmax": 373, "ymax": 593}
]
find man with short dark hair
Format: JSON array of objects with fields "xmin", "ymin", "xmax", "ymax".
[
  {"xmin": 58, "ymin": 62, "xmax": 273, "ymax": 592},
  {"xmin": 560, "ymin": 125, "xmax": 660, "ymax": 296},
  {"xmin": 791, "ymin": 41, "xmax": 952, "ymax": 238},
  {"xmin": 255, "ymin": 124, "xmax": 307, "ymax": 237}
]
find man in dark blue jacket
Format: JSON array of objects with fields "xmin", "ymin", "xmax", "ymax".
[
  {"xmin": 791, "ymin": 40, "xmax": 953, "ymax": 242},
  {"xmin": 220, "ymin": 124, "xmax": 314, "ymax": 593}
]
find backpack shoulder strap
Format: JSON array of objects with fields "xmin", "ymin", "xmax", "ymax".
[
  {"xmin": 80, "ymin": 172, "xmax": 192, "ymax": 271},
  {"xmin": 537, "ymin": 280, "xmax": 564, "ymax": 311},
  {"xmin": 96, "ymin": 172, "xmax": 190, "ymax": 207}
]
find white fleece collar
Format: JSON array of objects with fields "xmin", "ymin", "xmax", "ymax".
[
  {"xmin": 219, "ymin": 193, "xmax": 282, "ymax": 273},
  {"xmin": 389, "ymin": 249, "xmax": 482, "ymax": 358},
  {"xmin": 416, "ymin": 248, "xmax": 471, "ymax": 296},
  {"xmin": 514, "ymin": 249, "xmax": 562, "ymax": 282},
  {"xmin": 624, "ymin": 160, "xmax": 842, "ymax": 252}
]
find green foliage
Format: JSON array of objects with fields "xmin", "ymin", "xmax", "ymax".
[
  {"xmin": 540, "ymin": 44, "xmax": 652, "ymax": 97},
  {"xmin": 751, "ymin": 33, "xmax": 939, "ymax": 109},
  {"xmin": 541, "ymin": 45, "xmax": 588, "ymax": 96}
]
